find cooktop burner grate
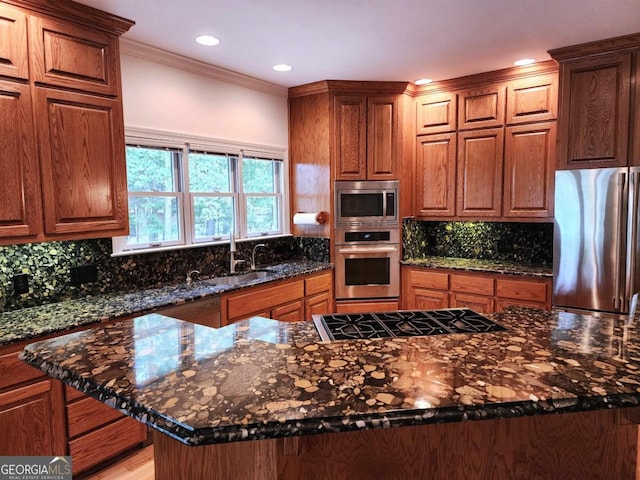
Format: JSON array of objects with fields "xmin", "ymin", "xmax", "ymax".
[{"xmin": 313, "ymin": 308, "xmax": 506, "ymax": 341}]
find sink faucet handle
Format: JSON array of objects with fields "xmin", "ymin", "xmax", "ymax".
[{"xmin": 186, "ymin": 270, "xmax": 200, "ymax": 285}]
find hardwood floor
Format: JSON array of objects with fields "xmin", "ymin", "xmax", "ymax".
[{"xmin": 84, "ymin": 445, "xmax": 154, "ymax": 480}]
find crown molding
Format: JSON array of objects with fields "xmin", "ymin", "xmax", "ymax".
[{"xmin": 119, "ymin": 38, "xmax": 288, "ymax": 98}]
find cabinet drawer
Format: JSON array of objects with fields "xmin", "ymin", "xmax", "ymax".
[
  {"xmin": 227, "ymin": 279, "xmax": 304, "ymax": 320},
  {"xmin": 0, "ymin": 351, "xmax": 44, "ymax": 390},
  {"xmin": 69, "ymin": 416, "xmax": 146, "ymax": 475},
  {"xmin": 67, "ymin": 394, "xmax": 124, "ymax": 438},
  {"xmin": 271, "ymin": 300, "xmax": 305, "ymax": 323},
  {"xmin": 409, "ymin": 269, "xmax": 448, "ymax": 290},
  {"xmin": 305, "ymin": 271, "xmax": 333, "ymax": 296},
  {"xmin": 65, "ymin": 385, "xmax": 85, "ymax": 402},
  {"xmin": 496, "ymin": 278, "xmax": 548, "ymax": 303},
  {"xmin": 450, "ymin": 274, "xmax": 494, "ymax": 295}
]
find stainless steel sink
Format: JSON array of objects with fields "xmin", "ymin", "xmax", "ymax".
[{"xmin": 203, "ymin": 270, "xmax": 276, "ymax": 286}]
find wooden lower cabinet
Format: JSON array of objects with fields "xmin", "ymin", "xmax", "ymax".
[
  {"xmin": 0, "ymin": 345, "xmax": 66, "ymax": 456},
  {"xmin": 153, "ymin": 296, "xmax": 221, "ymax": 328},
  {"xmin": 402, "ymin": 266, "xmax": 551, "ymax": 312},
  {"xmin": 223, "ymin": 270, "xmax": 334, "ymax": 325}
]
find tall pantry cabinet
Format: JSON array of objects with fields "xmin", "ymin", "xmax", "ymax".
[{"xmin": 0, "ymin": 0, "xmax": 134, "ymax": 246}]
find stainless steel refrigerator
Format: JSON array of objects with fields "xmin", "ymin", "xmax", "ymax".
[{"xmin": 554, "ymin": 167, "xmax": 640, "ymax": 314}]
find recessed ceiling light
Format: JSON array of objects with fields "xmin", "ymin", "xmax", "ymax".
[
  {"xmin": 273, "ymin": 64, "xmax": 293, "ymax": 72},
  {"xmin": 414, "ymin": 78, "xmax": 433, "ymax": 85},
  {"xmin": 196, "ymin": 35, "xmax": 220, "ymax": 46},
  {"xmin": 514, "ymin": 58, "xmax": 535, "ymax": 66}
]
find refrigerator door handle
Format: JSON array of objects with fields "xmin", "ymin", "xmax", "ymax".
[
  {"xmin": 614, "ymin": 172, "xmax": 628, "ymax": 311},
  {"xmin": 626, "ymin": 170, "xmax": 640, "ymax": 310}
]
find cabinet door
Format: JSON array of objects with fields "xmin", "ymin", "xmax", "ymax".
[
  {"xmin": 409, "ymin": 288, "xmax": 449, "ymax": 310},
  {"xmin": 333, "ymin": 95, "xmax": 367, "ymax": 180},
  {"xmin": 416, "ymin": 92, "xmax": 457, "ymax": 135},
  {"xmin": 155, "ymin": 297, "xmax": 221, "ymax": 328},
  {"xmin": 28, "ymin": 15, "xmax": 120, "ymax": 96},
  {"xmin": 557, "ymin": 52, "xmax": 632, "ymax": 169},
  {"xmin": 0, "ymin": 80, "xmax": 41, "ymax": 240},
  {"xmin": 271, "ymin": 300, "xmax": 305, "ymax": 322},
  {"xmin": 305, "ymin": 292, "xmax": 333, "ymax": 319},
  {"xmin": 0, "ymin": 380, "xmax": 65, "ymax": 456},
  {"xmin": 457, "ymin": 128, "xmax": 504, "ymax": 217},
  {"xmin": 415, "ymin": 133, "xmax": 456, "ymax": 217},
  {"xmin": 506, "ymin": 74, "xmax": 558, "ymax": 125},
  {"xmin": 503, "ymin": 122, "xmax": 556, "ymax": 218},
  {"xmin": 0, "ymin": 4, "xmax": 28, "ymax": 80},
  {"xmin": 451, "ymin": 293, "xmax": 494, "ymax": 313},
  {"xmin": 34, "ymin": 87, "xmax": 129, "ymax": 236},
  {"xmin": 367, "ymin": 95, "xmax": 398, "ymax": 179},
  {"xmin": 458, "ymin": 85, "xmax": 505, "ymax": 130}
]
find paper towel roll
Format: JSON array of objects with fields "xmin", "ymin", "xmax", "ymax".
[{"xmin": 293, "ymin": 212, "xmax": 326, "ymax": 225}]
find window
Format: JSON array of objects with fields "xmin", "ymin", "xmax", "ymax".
[{"xmin": 112, "ymin": 128, "xmax": 288, "ymax": 255}]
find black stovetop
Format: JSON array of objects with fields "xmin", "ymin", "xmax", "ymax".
[{"xmin": 313, "ymin": 309, "xmax": 506, "ymax": 341}]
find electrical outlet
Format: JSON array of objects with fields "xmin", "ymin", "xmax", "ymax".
[
  {"xmin": 70, "ymin": 264, "xmax": 98, "ymax": 285},
  {"xmin": 13, "ymin": 274, "xmax": 29, "ymax": 295}
]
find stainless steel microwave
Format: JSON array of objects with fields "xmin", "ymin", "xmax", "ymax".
[{"xmin": 334, "ymin": 180, "xmax": 399, "ymax": 228}]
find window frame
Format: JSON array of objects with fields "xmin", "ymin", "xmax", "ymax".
[{"xmin": 112, "ymin": 127, "xmax": 289, "ymax": 256}]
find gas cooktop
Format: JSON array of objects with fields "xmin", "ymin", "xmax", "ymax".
[{"xmin": 312, "ymin": 309, "xmax": 506, "ymax": 341}]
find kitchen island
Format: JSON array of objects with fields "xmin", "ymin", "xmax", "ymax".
[{"xmin": 21, "ymin": 307, "xmax": 640, "ymax": 479}]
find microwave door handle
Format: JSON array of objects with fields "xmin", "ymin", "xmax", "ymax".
[{"xmin": 382, "ymin": 191, "xmax": 387, "ymax": 220}]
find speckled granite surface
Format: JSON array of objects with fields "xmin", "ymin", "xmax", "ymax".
[
  {"xmin": 21, "ymin": 307, "xmax": 640, "ymax": 446},
  {"xmin": 402, "ymin": 256, "xmax": 553, "ymax": 278},
  {"xmin": 1, "ymin": 261, "xmax": 331, "ymax": 346}
]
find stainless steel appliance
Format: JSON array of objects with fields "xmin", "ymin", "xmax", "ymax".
[
  {"xmin": 335, "ymin": 180, "xmax": 399, "ymax": 228},
  {"xmin": 554, "ymin": 167, "xmax": 640, "ymax": 313},
  {"xmin": 312, "ymin": 309, "xmax": 506, "ymax": 341},
  {"xmin": 334, "ymin": 228, "xmax": 400, "ymax": 299}
]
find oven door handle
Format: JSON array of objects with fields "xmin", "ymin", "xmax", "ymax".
[{"xmin": 337, "ymin": 246, "xmax": 398, "ymax": 254}]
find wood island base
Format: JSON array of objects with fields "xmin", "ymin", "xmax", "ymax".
[{"xmin": 153, "ymin": 408, "xmax": 640, "ymax": 480}]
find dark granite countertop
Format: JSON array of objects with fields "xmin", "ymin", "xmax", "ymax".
[
  {"xmin": 402, "ymin": 256, "xmax": 552, "ymax": 277},
  {"xmin": 0, "ymin": 261, "xmax": 331, "ymax": 347},
  {"xmin": 21, "ymin": 307, "xmax": 640, "ymax": 446}
]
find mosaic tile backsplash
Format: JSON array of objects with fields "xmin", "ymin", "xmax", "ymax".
[
  {"xmin": 403, "ymin": 219, "xmax": 553, "ymax": 267},
  {"xmin": 0, "ymin": 236, "xmax": 329, "ymax": 312}
]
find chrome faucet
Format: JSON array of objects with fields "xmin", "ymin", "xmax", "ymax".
[
  {"xmin": 186, "ymin": 270, "xmax": 200, "ymax": 285},
  {"xmin": 251, "ymin": 244, "xmax": 267, "ymax": 270}
]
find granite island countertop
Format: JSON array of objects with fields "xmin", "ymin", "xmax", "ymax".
[
  {"xmin": 0, "ymin": 261, "xmax": 331, "ymax": 346},
  {"xmin": 402, "ymin": 256, "xmax": 552, "ymax": 277},
  {"xmin": 20, "ymin": 306, "xmax": 640, "ymax": 446}
]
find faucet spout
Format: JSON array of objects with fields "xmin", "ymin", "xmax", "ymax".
[
  {"xmin": 186, "ymin": 270, "xmax": 200, "ymax": 285},
  {"xmin": 251, "ymin": 244, "xmax": 267, "ymax": 270}
]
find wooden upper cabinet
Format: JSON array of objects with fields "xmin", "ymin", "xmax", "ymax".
[
  {"xmin": 35, "ymin": 87, "xmax": 129, "ymax": 236},
  {"xmin": 457, "ymin": 128, "xmax": 504, "ymax": 217},
  {"xmin": 504, "ymin": 122, "xmax": 556, "ymax": 218},
  {"xmin": 555, "ymin": 51, "xmax": 632, "ymax": 169},
  {"xmin": 506, "ymin": 73, "xmax": 557, "ymax": 124},
  {"xmin": 0, "ymin": 4, "xmax": 28, "ymax": 80},
  {"xmin": 458, "ymin": 84, "xmax": 505, "ymax": 130},
  {"xmin": 415, "ymin": 133, "xmax": 456, "ymax": 217},
  {"xmin": 28, "ymin": 15, "xmax": 120, "ymax": 96},
  {"xmin": 367, "ymin": 95, "xmax": 398, "ymax": 179},
  {"xmin": 333, "ymin": 93, "xmax": 399, "ymax": 180},
  {"xmin": 0, "ymin": 80, "xmax": 41, "ymax": 241},
  {"xmin": 416, "ymin": 92, "xmax": 457, "ymax": 135}
]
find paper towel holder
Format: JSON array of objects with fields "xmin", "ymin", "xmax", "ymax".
[{"xmin": 293, "ymin": 211, "xmax": 327, "ymax": 225}]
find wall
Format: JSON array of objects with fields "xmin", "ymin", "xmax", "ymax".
[
  {"xmin": 119, "ymin": 48, "xmax": 289, "ymax": 147},
  {"xmin": 403, "ymin": 219, "xmax": 553, "ymax": 266}
]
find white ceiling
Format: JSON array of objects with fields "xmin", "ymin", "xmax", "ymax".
[{"xmin": 76, "ymin": 0, "xmax": 640, "ymax": 89}]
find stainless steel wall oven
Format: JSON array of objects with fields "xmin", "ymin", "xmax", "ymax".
[{"xmin": 334, "ymin": 228, "xmax": 400, "ymax": 299}]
